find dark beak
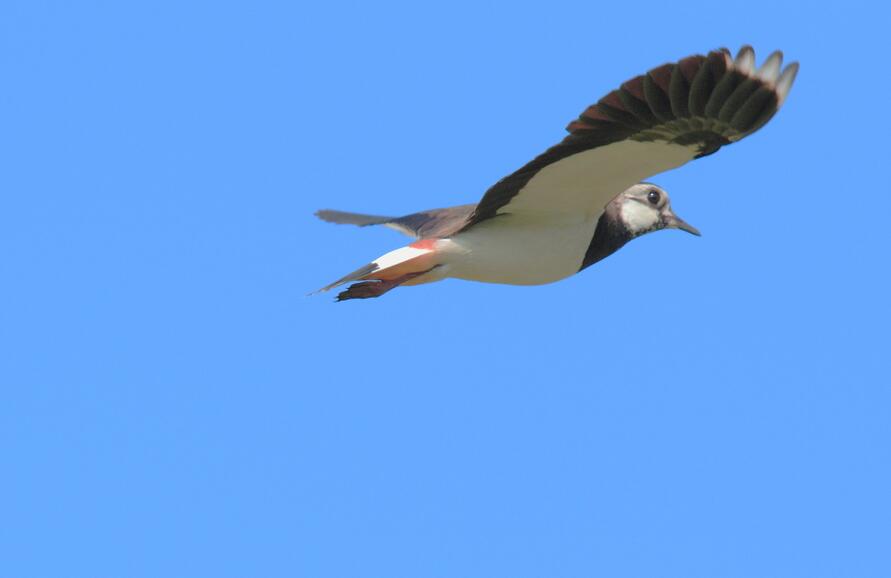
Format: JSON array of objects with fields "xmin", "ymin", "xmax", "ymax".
[{"xmin": 665, "ymin": 212, "xmax": 701, "ymax": 236}]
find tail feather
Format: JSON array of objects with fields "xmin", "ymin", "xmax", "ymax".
[
  {"xmin": 314, "ymin": 262, "xmax": 379, "ymax": 294},
  {"xmin": 335, "ymin": 268, "xmax": 436, "ymax": 301},
  {"xmin": 315, "ymin": 209, "xmax": 395, "ymax": 227},
  {"xmin": 314, "ymin": 242, "xmax": 441, "ymax": 300}
]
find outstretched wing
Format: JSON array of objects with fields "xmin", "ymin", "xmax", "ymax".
[
  {"xmin": 461, "ymin": 46, "xmax": 798, "ymax": 231},
  {"xmin": 316, "ymin": 204, "xmax": 476, "ymax": 238}
]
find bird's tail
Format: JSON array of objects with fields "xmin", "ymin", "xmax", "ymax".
[{"xmin": 314, "ymin": 240, "xmax": 442, "ymax": 301}]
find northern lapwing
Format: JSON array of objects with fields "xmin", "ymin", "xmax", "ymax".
[{"xmin": 315, "ymin": 46, "xmax": 798, "ymax": 301}]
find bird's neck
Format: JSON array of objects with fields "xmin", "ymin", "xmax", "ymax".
[{"xmin": 580, "ymin": 208, "xmax": 632, "ymax": 271}]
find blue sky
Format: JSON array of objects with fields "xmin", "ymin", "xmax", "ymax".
[{"xmin": 2, "ymin": 1, "xmax": 889, "ymax": 576}]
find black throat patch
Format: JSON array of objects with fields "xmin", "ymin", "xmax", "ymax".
[{"xmin": 580, "ymin": 207, "xmax": 633, "ymax": 271}]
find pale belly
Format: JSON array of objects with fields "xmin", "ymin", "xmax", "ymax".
[{"xmin": 439, "ymin": 215, "xmax": 598, "ymax": 285}]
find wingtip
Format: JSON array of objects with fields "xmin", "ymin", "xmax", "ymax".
[
  {"xmin": 757, "ymin": 50, "xmax": 784, "ymax": 84},
  {"xmin": 776, "ymin": 61, "xmax": 799, "ymax": 104},
  {"xmin": 734, "ymin": 45, "xmax": 756, "ymax": 74},
  {"xmin": 315, "ymin": 209, "xmax": 335, "ymax": 222},
  {"xmin": 729, "ymin": 46, "xmax": 798, "ymax": 106}
]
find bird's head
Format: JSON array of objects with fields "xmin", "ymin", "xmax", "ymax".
[{"xmin": 615, "ymin": 183, "xmax": 701, "ymax": 239}]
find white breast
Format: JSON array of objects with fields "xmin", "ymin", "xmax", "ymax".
[{"xmin": 439, "ymin": 214, "xmax": 597, "ymax": 285}]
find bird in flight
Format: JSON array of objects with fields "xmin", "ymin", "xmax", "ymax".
[{"xmin": 315, "ymin": 46, "xmax": 798, "ymax": 301}]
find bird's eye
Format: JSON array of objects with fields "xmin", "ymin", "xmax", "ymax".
[{"xmin": 647, "ymin": 190, "xmax": 661, "ymax": 205}]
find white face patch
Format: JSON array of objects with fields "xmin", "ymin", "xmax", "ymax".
[{"xmin": 619, "ymin": 199, "xmax": 661, "ymax": 235}]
